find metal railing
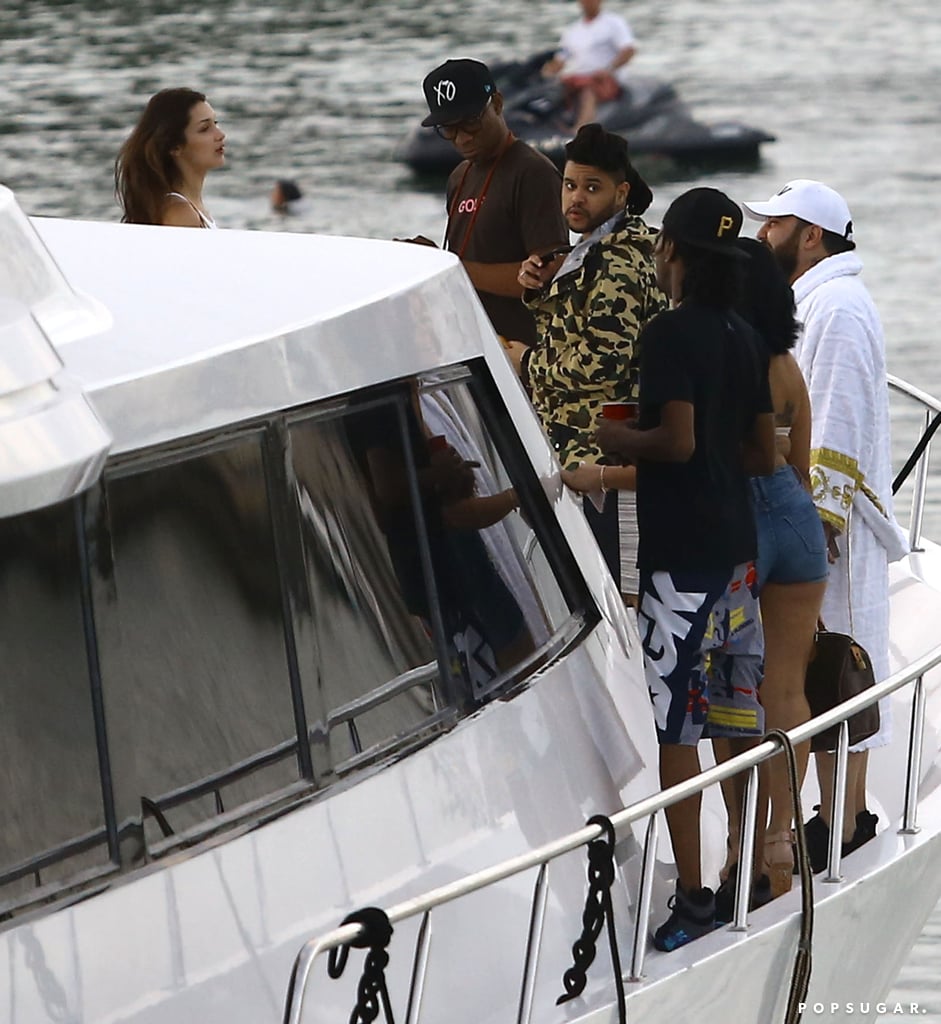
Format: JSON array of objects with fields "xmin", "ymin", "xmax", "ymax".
[
  {"xmin": 888, "ymin": 373, "xmax": 941, "ymax": 552},
  {"xmin": 282, "ymin": 639, "xmax": 941, "ymax": 1024},
  {"xmin": 282, "ymin": 376, "xmax": 941, "ymax": 1023}
]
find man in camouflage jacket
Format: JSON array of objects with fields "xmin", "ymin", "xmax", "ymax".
[
  {"xmin": 510, "ymin": 124, "xmax": 666, "ymax": 596},
  {"xmin": 520, "ymin": 209, "xmax": 665, "ymax": 468}
]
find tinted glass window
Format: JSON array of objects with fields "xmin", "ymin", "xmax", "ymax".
[
  {"xmin": 95, "ymin": 438, "xmax": 298, "ymax": 844},
  {"xmin": 0, "ymin": 498, "xmax": 107, "ymax": 903},
  {"xmin": 288, "ymin": 404, "xmax": 441, "ymax": 770},
  {"xmin": 0, "ymin": 364, "xmax": 590, "ymax": 907},
  {"xmin": 285, "ymin": 374, "xmax": 574, "ymax": 772},
  {"xmin": 417, "ymin": 378, "xmax": 572, "ymax": 639}
]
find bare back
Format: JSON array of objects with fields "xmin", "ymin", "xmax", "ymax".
[{"xmin": 767, "ymin": 352, "xmax": 812, "ymax": 481}]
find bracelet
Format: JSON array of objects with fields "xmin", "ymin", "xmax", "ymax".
[{"xmin": 599, "ymin": 465, "xmax": 608, "ymax": 494}]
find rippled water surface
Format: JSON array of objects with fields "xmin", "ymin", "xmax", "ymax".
[{"xmin": 3, "ymin": 0, "xmax": 940, "ymax": 1014}]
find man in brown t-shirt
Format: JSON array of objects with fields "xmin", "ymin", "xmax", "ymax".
[{"xmin": 420, "ymin": 58, "xmax": 570, "ymax": 345}]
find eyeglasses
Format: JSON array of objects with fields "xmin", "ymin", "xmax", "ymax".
[{"xmin": 434, "ymin": 99, "xmax": 492, "ymax": 141}]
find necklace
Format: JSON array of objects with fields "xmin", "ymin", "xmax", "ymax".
[{"xmin": 443, "ymin": 132, "xmax": 515, "ymax": 259}]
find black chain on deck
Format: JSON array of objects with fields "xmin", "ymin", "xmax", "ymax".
[
  {"xmin": 327, "ymin": 907, "xmax": 395, "ymax": 1024},
  {"xmin": 556, "ymin": 814, "xmax": 627, "ymax": 1024}
]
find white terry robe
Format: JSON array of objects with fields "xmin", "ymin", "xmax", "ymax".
[{"xmin": 793, "ymin": 252, "xmax": 908, "ymax": 749}]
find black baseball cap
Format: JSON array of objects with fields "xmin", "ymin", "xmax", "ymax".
[
  {"xmin": 421, "ymin": 59, "xmax": 496, "ymax": 127},
  {"xmin": 661, "ymin": 187, "xmax": 748, "ymax": 258}
]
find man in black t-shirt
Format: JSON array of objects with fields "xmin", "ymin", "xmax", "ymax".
[
  {"xmin": 597, "ymin": 188, "xmax": 775, "ymax": 951},
  {"xmin": 418, "ymin": 59, "xmax": 570, "ymax": 345}
]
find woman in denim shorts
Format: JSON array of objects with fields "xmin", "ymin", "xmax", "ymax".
[{"xmin": 735, "ymin": 238, "xmax": 829, "ymax": 899}]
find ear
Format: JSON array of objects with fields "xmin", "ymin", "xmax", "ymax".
[
  {"xmin": 492, "ymin": 91, "xmax": 504, "ymax": 116},
  {"xmin": 803, "ymin": 223, "xmax": 824, "ymax": 249},
  {"xmin": 617, "ymin": 180, "xmax": 631, "ymax": 206}
]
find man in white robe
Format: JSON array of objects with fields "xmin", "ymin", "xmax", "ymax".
[{"xmin": 744, "ymin": 179, "xmax": 908, "ymax": 855}]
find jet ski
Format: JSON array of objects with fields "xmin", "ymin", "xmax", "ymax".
[{"xmin": 398, "ymin": 50, "xmax": 775, "ymax": 176}]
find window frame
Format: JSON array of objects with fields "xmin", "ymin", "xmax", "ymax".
[{"xmin": 0, "ymin": 358, "xmax": 601, "ymax": 916}]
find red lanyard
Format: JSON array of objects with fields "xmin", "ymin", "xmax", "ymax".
[{"xmin": 444, "ymin": 133, "xmax": 515, "ymax": 259}]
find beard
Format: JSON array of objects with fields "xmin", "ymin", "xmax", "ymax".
[{"xmin": 768, "ymin": 224, "xmax": 803, "ymax": 281}]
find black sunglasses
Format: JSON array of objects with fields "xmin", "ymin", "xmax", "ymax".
[{"xmin": 434, "ymin": 98, "xmax": 492, "ymax": 141}]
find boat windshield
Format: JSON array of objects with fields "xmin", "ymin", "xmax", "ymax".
[{"xmin": 0, "ymin": 362, "xmax": 594, "ymax": 914}]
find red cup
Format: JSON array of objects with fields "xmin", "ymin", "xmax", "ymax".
[
  {"xmin": 428, "ymin": 435, "xmax": 449, "ymax": 453},
  {"xmin": 602, "ymin": 401, "xmax": 638, "ymax": 422}
]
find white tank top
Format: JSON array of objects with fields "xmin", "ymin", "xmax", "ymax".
[{"xmin": 166, "ymin": 192, "xmax": 217, "ymax": 229}]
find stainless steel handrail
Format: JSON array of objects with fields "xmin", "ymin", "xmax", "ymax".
[
  {"xmin": 283, "ymin": 376, "xmax": 941, "ymax": 1022},
  {"xmin": 888, "ymin": 374, "xmax": 941, "ymax": 417},
  {"xmin": 888, "ymin": 374, "xmax": 940, "ymax": 552},
  {"xmin": 906, "ymin": 409, "xmax": 933, "ymax": 552},
  {"xmin": 282, "ymin": 640, "xmax": 941, "ymax": 1024}
]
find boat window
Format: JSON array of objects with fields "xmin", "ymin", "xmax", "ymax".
[
  {"xmin": 0, "ymin": 497, "xmax": 110, "ymax": 906},
  {"xmin": 93, "ymin": 436, "xmax": 301, "ymax": 848},
  {"xmin": 415, "ymin": 373, "xmax": 576, "ymax": 643},
  {"xmin": 283, "ymin": 372, "xmax": 583, "ymax": 775},
  {"xmin": 286, "ymin": 396, "xmax": 443, "ymax": 772},
  {"xmin": 0, "ymin": 363, "xmax": 593, "ymax": 909}
]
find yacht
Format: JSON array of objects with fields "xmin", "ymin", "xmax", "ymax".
[{"xmin": 1, "ymin": 185, "xmax": 939, "ymax": 1024}]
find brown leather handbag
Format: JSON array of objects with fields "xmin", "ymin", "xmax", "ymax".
[{"xmin": 804, "ymin": 628, "xmax": 880, "ymax": 752}]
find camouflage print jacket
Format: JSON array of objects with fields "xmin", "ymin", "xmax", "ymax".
[{"xmin": 522, "ymin": 213, "xmax": 667, "ymax": 469}]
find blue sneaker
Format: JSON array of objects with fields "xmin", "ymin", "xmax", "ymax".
[{"xmin": 653, "ymin": 884, "xmax": 716, "ymax": 952}]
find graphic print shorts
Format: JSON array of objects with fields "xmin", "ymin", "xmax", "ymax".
[{"xmin": 638, "ymin": 562, "xmax": 765, "ymax": 745}]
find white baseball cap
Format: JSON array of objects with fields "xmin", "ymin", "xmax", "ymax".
[{"xmin": 742, "ymin": 179, "xmax": 854, "ymax": 245}]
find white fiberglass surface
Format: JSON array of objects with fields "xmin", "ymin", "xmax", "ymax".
[
  {"xmin": 0, "ymin": 627, "xmax": 657, "ymax": 1024},
  {"xmin": 31, "ymin": 219, "xmax": 496, "ymax": 454},
  {"xmin": 33, "ymin": 219, "xmax": 472, "ymax": 378}
]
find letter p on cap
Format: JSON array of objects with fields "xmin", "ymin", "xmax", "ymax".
[{"xmin": 717, "ymin": 215, "xmax": 735, "ymax": 237}]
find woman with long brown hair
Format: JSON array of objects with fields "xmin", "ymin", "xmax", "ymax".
[{"xmin": 115, "ymin": 88, "xmax": 225, "ymax": 227}]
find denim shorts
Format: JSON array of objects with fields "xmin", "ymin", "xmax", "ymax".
[{"xmin": 750, "ymin": 465, "xmax": 828, "ymax": 590}]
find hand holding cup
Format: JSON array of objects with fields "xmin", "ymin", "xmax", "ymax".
[
  {"xmin": 596, "ymin": 402, "xmax": 639, "ymax": 464},
  {"xmin": 601, "ymin": 401, "xmax": 638, "ymax": 423}
]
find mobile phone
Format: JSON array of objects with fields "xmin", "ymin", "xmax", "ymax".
[{"xmin": 539, "ymin": 245, "xmax": 573, "ymax": 265}]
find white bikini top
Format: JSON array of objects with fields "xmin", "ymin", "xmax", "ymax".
[{"xmin": 166, "ymin": 192, "xmax": 217, "ymax": 229}]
